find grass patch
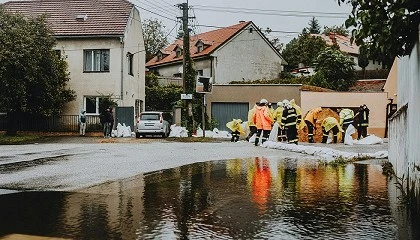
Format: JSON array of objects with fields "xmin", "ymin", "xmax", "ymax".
[{"xmin": 0, "ymin": 134, "xmax": 44, "ymax": 145}]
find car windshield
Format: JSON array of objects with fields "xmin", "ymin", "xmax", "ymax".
[{"xmin": 140, "ymin": 114, "xmax": 160, "ymax": 120}]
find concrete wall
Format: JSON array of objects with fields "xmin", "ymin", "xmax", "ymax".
[
  {"xmin": 205, "ymin": 84, "xmax": 302, "ymax": 114},
  {"xmin": 212, "ymin": 24, "xmax": 284, "ymax": 84},
  {"xmin": 384, "ymin": 58, "xmax": 398, "ymax": 103},
  {"xmin": 389, "ymin": 25, "xmax": 420, "ymax": 190},
  {"xmin": 301, "ymin": 91, "xmax": 389, "ymax": 137},
  {"xmin": 60, "ymin": 8, "xmax": 144, "ymax": 115}
]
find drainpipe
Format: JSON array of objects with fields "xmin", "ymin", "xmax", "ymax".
[{"xmin": 120, "ymin": 36, "xmax": 124, "ymax": 101}]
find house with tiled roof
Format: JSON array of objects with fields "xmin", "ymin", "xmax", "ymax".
[
  {"xmin": 312, "ymin": 33, "xmax": 383, "ymax": 71},
  {"xmin": 2, "ymin": 0, "xmax": 145, "ymax": 118},
  {"xmin": 147, "ymin": 21, "xmax": 287, "ymax": 84}
]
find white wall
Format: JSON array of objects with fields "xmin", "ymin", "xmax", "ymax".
[
  {"xmin": 389, "ymin": 25, "xmax": 420, "ymax": 191},
  {"xmin": 59, "ymin": 8, "xmax": 145, "ymax": 115},
  {"xmin": 212, "ymin": 24, "xmax": 284, "ymax": 84}
]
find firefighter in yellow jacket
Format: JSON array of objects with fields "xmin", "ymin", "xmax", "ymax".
[
  {"xmin": 274, "ymin": 101, "xmax": 286, "ymax": 141},
  {"xmin": 304, "ymin": 107, "xmax": 322, "ymax": 143},
  {"xmin": 321, "ymin": 116, "xmax": 344, "ymax": 143},
  {"xmin": 246, "ymin": 103, "xmax": 258, "ymax": 141},
  {"xmin": 338, "ymin": 108, "xmax": 355, "ymax": 143},
  {"xmin": 226, "ymin": 119, "xmax": 244, "ymax": 142}
]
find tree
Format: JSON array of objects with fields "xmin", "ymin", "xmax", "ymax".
[
  {"xmin": 305, "ymin": 17, "xmax": 321, "ymax": 34},
  {"xmin": 262, "ymin": 27, "xmax": 284, "ymax": 52},
  {"xmin": 337, "ymin": 0, "xmax": 420, "ymax": 58},
  {"xmin": 357, "ymin": 46, "xmax": 369, "ymax": 78},
  {"xmin": 281, "ymin": 33, "xmax": 328, "ymax": 69},
  {"xmin": 0, "ymin": 10, "xmax": 75, "ymax": 135},
  {"xmin": 142, "ymin": 18, "xmax": 169, "ymax": 62},
  {"xmin": 311, "ymin": 47, "xmax": 356, "ymax": 91},
  {"xmin": 323, "ymin": 25, "xmax": 349, "ymax": 36}
]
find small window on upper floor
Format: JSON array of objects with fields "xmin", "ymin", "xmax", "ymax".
[
  {"xmin": 84, "ymin": 49, "xmax": 109, "ymax": 72},
  {"xmin": 176, "ymin": 49, "xmax": 182, "ymax": 58},
  {"xmin": 197, "ymin": 70, "xmax": 203, "ymax": 76},
  {"xmin": 197, "ymin": 45, "xmax": 203, "ymax": 53},
  {"xmin": 127, "ymin": 52, "xmax": 134, "ymax": 76},
  {"xmin": 157, "ymin": 53, "xmax": 162, "ymax": 61}
]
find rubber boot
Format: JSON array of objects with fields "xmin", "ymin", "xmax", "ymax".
[
  {"xmin": 333, "ymin": 136, "xmax": 338, "ymax": 143},
  {"xmin": 322, "ymin": 136, "xmax": 328, "ymax": 143}
]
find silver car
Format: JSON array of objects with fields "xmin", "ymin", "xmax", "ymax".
[{"xmin": 135, "ymin": 111, "xmax": 170, "ymax": 138}]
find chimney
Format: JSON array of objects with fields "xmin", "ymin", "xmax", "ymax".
[{"xmin": 329, "ymin": 33, "xmax": 337, "ymax": 44}]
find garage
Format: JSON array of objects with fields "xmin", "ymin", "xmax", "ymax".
[{"xmin": 211, "ymin": 102, "xmax": 249, "ymax": 131}]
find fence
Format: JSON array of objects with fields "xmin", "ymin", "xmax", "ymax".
[{"xmin": 0, "ymin": 114, "xmax": 102, "ymax": 132}]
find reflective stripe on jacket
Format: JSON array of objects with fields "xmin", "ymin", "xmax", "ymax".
[
  {"xmin": 281, "ymin": 107, "xmax": 298, "ymax": 127},
  {"xmin": 339, "ymin": 108, "xmax": 354, "ymax": 125}
]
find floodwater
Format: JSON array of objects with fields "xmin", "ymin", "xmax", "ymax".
[{"xmin": 0, "ymin": 157, "xmax": 418, "ymax": 240}]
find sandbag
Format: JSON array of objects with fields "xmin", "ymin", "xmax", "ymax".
[
  {"xmin": 268, "ymin": 122, "xmax": 279, "ymax": 142},
  {"xmin": 344, "ymin": 124, "xmax": 356, "ymax": 145}
]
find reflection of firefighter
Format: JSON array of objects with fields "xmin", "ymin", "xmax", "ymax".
[{"xmin": 252, "ymin": 157, "xmax": 271, "ymax": 213}]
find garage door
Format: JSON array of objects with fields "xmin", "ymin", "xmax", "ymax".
[{"xmin": 211, "ymin": 102, "xmax": 249, "ymax": 131}]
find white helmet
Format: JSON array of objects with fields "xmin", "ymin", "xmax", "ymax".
[
  {"xmin": 259, "ymin": 98, "xmax": 268, "ymax": 104},
  {"xmin": 283, "ymin": 99, "xmax": 292, "ymax": 109},
  {"xmin": 277, "ymin": 101, "xmax": 283, "ymax": 107}
]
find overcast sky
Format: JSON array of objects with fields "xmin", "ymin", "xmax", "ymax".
[
  {"xmin": 1, "ymin": 0, "xmax": 353, "ymax": 44},
  {"xmin": 134, "ymin": 0, "xmax": 353, "ymax": 44}
]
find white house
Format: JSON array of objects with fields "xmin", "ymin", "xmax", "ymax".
[
  {"xmin": 312, "ymin": 33, "xmax": 383, "ymax": 71},
  {"xmin": 3, "ymin": 0, "xmax": 145, "ymax": 117},
  {"xmin": 146, "ymin": 21, "xmax": 287, "ymax": 84}
]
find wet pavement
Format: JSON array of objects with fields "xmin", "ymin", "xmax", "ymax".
[
  {"xmin": 1, "ymin": 137, "xmax": 410, "ymax": 240},
  {"xmin": 0, "ymin": 136, "xmax": 388, "ymax": 191}
]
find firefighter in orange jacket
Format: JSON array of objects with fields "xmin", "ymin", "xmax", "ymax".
[{"xmin": 253, "ymin": 99, "xmax": 272, "ymax": 146}]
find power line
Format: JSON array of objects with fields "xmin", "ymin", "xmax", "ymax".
[
  {"xmin": 135, "ymin": 0, "xmax": 179, "ymax": 18},
  {"xmin": 193, "ymin": 5, "xmax": 349, "ymax": 16}
]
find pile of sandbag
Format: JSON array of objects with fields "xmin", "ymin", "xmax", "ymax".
[{"xmin": 298, "ymin": 108, "xmax": 355, "ymax": 143}]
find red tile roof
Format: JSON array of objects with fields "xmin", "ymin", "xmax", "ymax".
[
  {"xmin": 348, "ymin": 79, "xmax": 386, "ymax": 92},
  {"xmin": 311, "ymin": 33, "xmax": 359, "ymax": 55},
  {"xmin": 146, "ymin": 21, "xmax": 251, "ymax": 67},
  {"xmin": 3, "ymin": 0, "xmax": 133, "ymax": 36}
]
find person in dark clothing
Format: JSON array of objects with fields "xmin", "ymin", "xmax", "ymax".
[
  {"xmin": 102, "ymin": 108, "xmax": 113, "ymax": 138},
  {"xmin": 355, "ymin": 104, "xmax": 369, "ymax": 140},
  {"xmin": 281, "ymin": 100, "xmax": 298, "ymax": 145}
]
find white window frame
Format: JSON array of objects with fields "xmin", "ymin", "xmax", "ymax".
[
  {"xmin": 84, "ymin": 49, "xmax": 110, "ymax": 72},
  {"xmin": 84, "ymin": 96, "xmax": 102, "ymax": 115}
]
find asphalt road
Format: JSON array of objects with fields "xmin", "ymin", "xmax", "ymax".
[{"xmin": 0, "ymin": 136, "xmax": 388, "ymax": 192}]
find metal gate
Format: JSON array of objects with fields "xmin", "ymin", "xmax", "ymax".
[
  {"xmin": 115, "ymin": 106, "xmax": 135, "ymax": 130},
  {"xmin": 211, "ymin": 102, "xmax": 249, "ymax": 131}
]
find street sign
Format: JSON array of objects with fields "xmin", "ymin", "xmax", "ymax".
[{"xmin": 181, "ymin": 94, "xmax": 193, "ymax": 100}]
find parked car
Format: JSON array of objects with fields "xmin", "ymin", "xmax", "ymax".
[{"xmin": 136, "ymin": 111, "xmax": 170, "ymax": 138}]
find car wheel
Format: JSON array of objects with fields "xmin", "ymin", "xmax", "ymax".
[{"xmin": 162, "ymin": 127, "xmax": 168, "ymax": 138}]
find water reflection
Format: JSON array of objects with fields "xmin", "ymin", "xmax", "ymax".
[{"xmin": 0, "ymin": 158, "xmax": 418, "ymax": 239}]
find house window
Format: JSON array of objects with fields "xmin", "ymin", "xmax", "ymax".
[
  {"xmin": 197, "ymin": 70, "xmax": 203, "ymax": 76},
  {"xmin": 173, "ymin": 73, "xmax": 182, "ymax": 78},
  {"xmin": 176, "ymin": 49, "xmax": 182, "ymax": 58},
  {"xmin": 127, "ymin": 52, "xmax": 134, "ymax": 76},
  {"xmin": 84, "ymin": 49, "xmax": 109, "ymax": 72},
  {"xmin": 85, "ymin": 96, "xmax": 109, "ymax": 114},
  {"xmin": 157, "ymin": 53, "xmax": 162, "ymax": 61},
  {"xmin": 197, "ymin": 45, "xmax": 203, "ymax": 53}
]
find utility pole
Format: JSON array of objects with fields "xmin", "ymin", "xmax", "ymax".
[{"xmin": 177, "ymin": 1, "xmax": 194, "ymax": 131}]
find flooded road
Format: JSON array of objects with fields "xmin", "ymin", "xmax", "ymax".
[{"xmin": 1, "ymin": 157, "xmax": 417, "ymax": 239}]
